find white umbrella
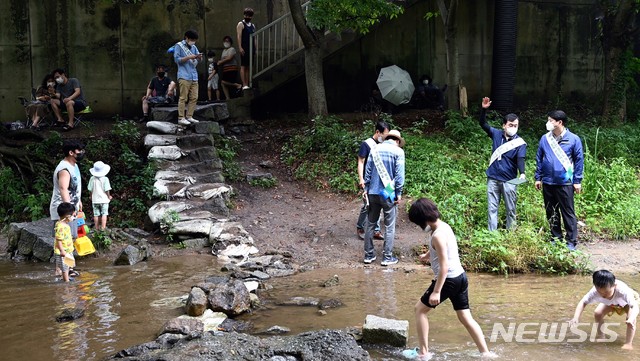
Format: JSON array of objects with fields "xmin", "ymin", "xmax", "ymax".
[{"xmin": 376, "ymin": 65, "xmax": 415, "ymax": 106}]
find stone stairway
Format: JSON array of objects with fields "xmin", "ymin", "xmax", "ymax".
[{"xmin": 145, "ymin": 103, "xmax": 259, "ymax": 263}]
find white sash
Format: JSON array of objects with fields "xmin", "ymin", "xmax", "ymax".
[
  {"xmin": 177, "ymin": 41, "xmax": 198, "ymax": 65},
  {"xmin": 489, "ymin": 137, "xmax": 526, "ymax": 167},
  {"xmin": 365, "ymin": 137, "xmax": 377, "ymax": 149},
  {"xmin": 545, "ymin": 131, "xmax": 574, "ymax": 177},
  {"xmin": 370, "ymin": 145, "xmax": 395, "ymax": 200}
]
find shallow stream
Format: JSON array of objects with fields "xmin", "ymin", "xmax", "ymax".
[{"xmin": 1, "ymin": 255, "xmax": 638, "ymax": 360}]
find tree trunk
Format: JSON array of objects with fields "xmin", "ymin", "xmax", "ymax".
[
  {"xmin": 438, "ymin": 0, "xmax": 459, "ymax": 110},
  {"xmin": 288, "ymin": 0, "xmax": 328, "ymax": 117},
  {"xmin": 305, "ymin": 45, "xmax": 328, "ymax": 117}
]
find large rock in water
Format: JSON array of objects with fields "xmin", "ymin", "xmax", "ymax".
[
  {"xmin": 362, "ymin": 314, "xmax": 409, "ymax": 347},
  {"xmin": 108, "ymin": 329, "xmax": 370, "ymax": 361},
  {"xmin": 8, "ymin": 218, "xmax": 56, "ymax": 261},
  {"xmin": 114, "ymin": 244, "xmax": 150, "ymax": 265},
  {"xmin": 204, "ymin": 279, "xmax": 251, "ymax": 317}
]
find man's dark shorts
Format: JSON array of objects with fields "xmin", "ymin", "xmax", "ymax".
[
  {"xmin": 147, "ymin": 96, "xmax": 168, "ymax": 104},
  {"xmin": 420, "ymin": 272, "xmax": 470, "ymax": 310},
  {"xmin": 70, "ymin": 101, "xmax": 86, "ymax": 113}
]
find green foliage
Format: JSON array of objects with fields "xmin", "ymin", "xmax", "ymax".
[
  {"xmin": 85, "ymin": 122, "xmax": 157, "ymax": 228},
  {"xmin": 111, "ymin": 120, "xmax": 141, "ymax": 148},
  {"xmin": 215, "ymin": 135, "xmax": 243, "ymax": 182},
  {"xmin": 306, "ymin": 0, "xmax": 403, "ymax": 34},
  {"xmin": 459, "ymin": 227, "xmax": 589, "ymax": 275},
  {"xmin": 249, "ymin": 177, "xmax": 278, "ymax": 188},
  {"xmin": 282, "ymin": 115, "xmax": 361, "ymax": 192},
  {"xmin": 92, "ymin": 230, "xmax": 112, "ymax": 250},
  {"xmin": 283, "ymin": 112, "xmax": 640, "ymax": 274},
  {"xmin": 160, "ymin": 210, "xmax": 180, "ymax": 235}
]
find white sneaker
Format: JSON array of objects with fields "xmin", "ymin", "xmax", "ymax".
[
  {"xmin": 186, "ymin": 117, "xmax": 199, "ymax": 123},
  {"xmin": 178, "ymin": 118, "xmax": 190, "ymax": 125},
  {"xmin": 242, "ymin": 86, "xmax": 250, "ymax": 90}
]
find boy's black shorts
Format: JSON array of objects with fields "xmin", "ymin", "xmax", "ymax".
[{"xmin": 420, "ymin": 272, "xmax": 470, "ymax": 310}]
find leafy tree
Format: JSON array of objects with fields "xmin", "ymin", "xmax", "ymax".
[
  {"xmin": 597, "ymin": 0, "xmax": 640, "ymax": 122},
  {"xmin": 288, "ymin": 0, "xmax": 403, "ymax": 117}
]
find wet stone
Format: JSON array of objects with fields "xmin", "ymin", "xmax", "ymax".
[
  {"xmin": 249, "ymin": 270, "xmax": 270, "ymax": 280},
  {"xmin": 160, "ymin": 317, "xmax": 204, "ymax": 336},
  {"xmin": 321, "ymin": 274, "xmax": 340, "ymax": 287},
  {"xmin": 55, "ymin": 307, "xmax": 85, "ymax": 322},
  {"xmin": 260, "ymin": 325, "xmax": 291, "ymax": 335},
  {"xmin": 318, "ymin": 298, "xmax": 343, "ymax": 309},
  {"xmin": 278, "ymin": 296, "xmax": 320, "ymax": 307},
  {"xmin": 185, "ymin": 287, "xmax": 208, "ymax": 317},
  {"xmin": 362, "ymin": 314, "xmax": 409, "ymax": 347}
]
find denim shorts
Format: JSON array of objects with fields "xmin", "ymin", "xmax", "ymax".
[{"xmin": 93, "ymin": 203, "xmax": 109, "ymax": 216}]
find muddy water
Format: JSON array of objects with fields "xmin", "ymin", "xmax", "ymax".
[{"xmin": 1, "ymin": 256, "xmax": 639, "ymax": 361}]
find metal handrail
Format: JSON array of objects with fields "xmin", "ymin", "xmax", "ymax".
[{"xmin": 249, "ymin": 2, "xmax": 311, "ymax": 87}]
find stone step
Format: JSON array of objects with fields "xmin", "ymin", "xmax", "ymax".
[
  {"xmin": 155, "ymin": 159, "xmax": 223, "ymax": 174},
  {"xmin": 154, "ymin": 181, "xmax": 231, "ymax": 199},
  {"xmin": 176, "ymin": 134, "xmax": 215, "ymax": 149},
  {"xmin": 155, "ymin": 170, "xmax": 223, "ymax": 184},
  {"xmin": 148, "ymin": 145, "xmax": 218, "ymax": 162},
  {"xmin": 148, "ymin": 196, "xmax": 232, "ymax": 225},
  {"xmin": 145, "ymin": 134, "xmax": 177, "ymax": 147},
  {"xmin": 148, "ymin": 145, "xmax": 184, "ymax": 160},
  {"xmin": 150, "ymin": 103, "xmax": 229, "ymax": 123},
  {"xmin": 144, "ymin": 134, "xmax": 215, "ymax": 149},
  {"xmin": 146, "ymin": 121, "xmax": 183, "ymax": 135}
]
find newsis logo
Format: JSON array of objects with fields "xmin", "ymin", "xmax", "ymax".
[{"xmin": 489, "ymin": 322, "xmax": 620, "ymax": 343}]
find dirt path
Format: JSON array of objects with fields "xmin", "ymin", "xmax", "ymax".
[{"xmin": 229, "ymin": 120, "xmax": 640, "ymax": 275}]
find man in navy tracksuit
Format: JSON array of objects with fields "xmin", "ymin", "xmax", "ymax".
[
  {"xmin": 534, "ymin": 110, "xmax": 584, "ymax": 250},
  {"xmin": 479, "ymin": 97, "xmax": 527, "ymax": 231}
]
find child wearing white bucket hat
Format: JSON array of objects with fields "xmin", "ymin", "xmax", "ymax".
[{"xmin": 87, "ymin": 161, "xmax": 113, "ymax": 230}]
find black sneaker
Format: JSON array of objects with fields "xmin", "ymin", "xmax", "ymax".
[
  {"xmin": 363, "ymin": 255, "xmax": 377, "ymax": 264},
  {"xmin": 381, "ymin": 256, "xmax": 398, "ymax": 266}
]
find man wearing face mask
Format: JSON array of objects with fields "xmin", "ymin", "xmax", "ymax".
[
  {"xmin": 174, "ymin": 29, "xmax": 202, "ymax": 126},
  {"xmin": 50, "ymin": 140, "xmax": 85, "ymax": 238},
  {"xmin": 534, "ymin": 110, "xmax": 584, "ymax": 251},
  {"xmin": 237, "ymin": 7, "xmax": 257, "ymax": 90},
  {"xmin": 479, "ymin": 97, "xmax": 527, "ymax": 231},
  {"xmin": 356, "ymin": 121, "xmax": 390, "ymax": 240},
  {"xmin": 416, "ymin": 74, "xmax": 446, "ymax": 110},
  {"xmin": 141, "ymin": 64, "xmax": 176, "ymax": 122},
  {"xmin": 50, "ymin": 68, "xmax": 87, "ymax": 131}
]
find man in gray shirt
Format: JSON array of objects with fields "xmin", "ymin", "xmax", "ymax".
[{"xmin": 50, "ymin": 68, "xmax": 87, "ymax": 130}]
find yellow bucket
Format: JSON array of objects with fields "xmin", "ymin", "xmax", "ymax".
[{"xmin": 74, "ymin": 236, "xmax": 96, "ymax": 256}]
